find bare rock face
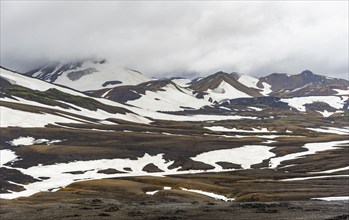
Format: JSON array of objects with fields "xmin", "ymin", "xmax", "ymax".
[
  {"xmin": 67, "ymin": 68, "xmax": 97, "ymax": 81},
  {"xmin": 258, "ymin": 70, "xmax": 349, "ymax": 96},
  {"xmin": 142, "ymin": 163, "xmax": 164, "ymax": 173}
]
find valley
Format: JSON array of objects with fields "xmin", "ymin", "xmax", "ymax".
[{"xmin": 0, "ymin": 65, "xmax": 348, "ymax": 219}]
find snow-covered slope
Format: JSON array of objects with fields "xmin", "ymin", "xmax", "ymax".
[
  {"xmin": 237, "ymin": 74, "xmax": 272, "ymax": 96},
  {"xmin": 25, "ymin": 59, "xmax": 153, "ymax": 91},
  {"xmin": 0, "ymin": 67, "xmax": 152, "ymax": 126},
  {"xmin": 126, "ymin": 82, "xmax": 210, "ymax": 112},
  {"xmin": 0, "ymin": 67, "xmax": 258, "ymax": 127},
  {"xmin": 204, "ymin": 80, "xmax": 252, "ymax": 104}
]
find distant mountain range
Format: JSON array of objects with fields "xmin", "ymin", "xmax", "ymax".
[{"xmin": 0, "ymin": 59, "xmax": 347, "ymax": 123}]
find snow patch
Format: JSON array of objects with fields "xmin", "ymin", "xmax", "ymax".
[
  {"xmin": 0, "ymin": 150, "xmax": 18, "ymax": 166},
  {"xmin": 307, "ymin": 127, "xmax": 349, "ymax": 135},
  {"xmin": 205, "ymin": 126, "xmax": 277, "ymax": 133},
  {"xmin": 181, "ymin": 187, "xmax": 234, "ymax": 202},
  {"xmin": 281, "ymin": 96, "xmax": 345, "ymax": 112},
  {"xmin": 269, "ymin": 140, "xmax": 348, "ymax": 169},
  {"xmin": 7, "ymin": 136, "xmax": 62, "ymax": 146},
  {"xmin": 191, "ymin": 145, "xmax": 275, "ymax": 170},
  {"xmin": 311, "ymin": 196, "xmax": 349, "ymax": 201},
  {"xmin": 205, "ymin": 81, "xmax": 251, "ymax": 103}
]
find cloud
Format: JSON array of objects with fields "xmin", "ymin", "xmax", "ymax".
[{"xmin": 0, "ymin": 1, "xmax": 348, "ymax": 79}]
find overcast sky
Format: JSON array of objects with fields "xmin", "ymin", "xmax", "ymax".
[{"xmin": 1, "ymin": 1, "xmax": 348, "ymax": 79}]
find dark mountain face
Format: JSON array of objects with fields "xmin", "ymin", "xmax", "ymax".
[
  {"xmin": 87, "ymin": 79, "xmax": 179, "ymax": 103},
  {"xmin": 25, "ymin": 61, "xmax": 85, "ymax": 82},
  {"xmin": 189, "ymin": 71, "xmax": 262, "ymax": 97},
  {"xmin": 222, "ymin": 97, "xmax": 291, "ymax": 110},
  {"xmin": 257, "ymin": 70, "xmax": 349, "ymax": 95}
]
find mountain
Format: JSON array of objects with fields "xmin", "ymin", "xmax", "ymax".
[
  {"xmin": 83, "ymin": 69, "xmax": 348, "ymax": 116},
  {"xmin": 0, "ymin": 67, "xmax": 153, "ymax": 127},
  {"xmin": 87, "ymin": 79, "xmax": 210, "ymax": 112},
  {"xmin": 189, "ymin": 71, "xmax": 264, "ymax": 104},
  {"xmin": 1, "ymin": 65, "xmax": 349, "ymax": 215},
  {"xmin": 24, "ymin": 59, "xmax": 152, "ymax": 91},
  {"xmin": 258, "ymin": 70, "xmax": 349, "ymax": 97}
]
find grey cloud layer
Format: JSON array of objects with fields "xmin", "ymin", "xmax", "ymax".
[{"xmin": 1, "ymin": 1, "xmax": 348, "ymax": 78}]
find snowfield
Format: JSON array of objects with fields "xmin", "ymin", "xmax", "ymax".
[
  {"xmin": 0, "ymin": 140, "xmax": 348, "ymax": 199},
  {"xmin": 31, "ymin": 61, "xmax": 153, "ymax": 91},
  {"xmin": 237, "ymin": 75, "xmax": 272, "ymax": 96},
  {"xmin": 281, "ymin": 96, "xmax": 345, "ymax": 112},
  {"xmin": 127, "ymin": 83, "xmax": 210, "ymax": 111},
  {"xmin": 204, "ymin": 80, "xmax": 251, "ymax": 103},
  {"xmin": 269, "ymin": 140, "xmax": 348, "ymax": 169},
  {"xmin": 0, "ymin": 106, "xmax": 82, "ymax": 127},
  {"xmin": 191, "ymin": 145, "xmax": 275, "ymax": 170}
]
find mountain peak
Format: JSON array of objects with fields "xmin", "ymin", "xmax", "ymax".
[
  {"xmin": 300, "ymin": 70, "xmax": 314, "ymax": 76},
  {"xmin": 22, "ymin": 59, "xmax": 152, "ymax": 91}
]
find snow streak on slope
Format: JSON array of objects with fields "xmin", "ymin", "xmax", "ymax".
[
  {"xmin": 237, "ymin": 75, "xmax": 272, "ymax": 96},
  {"xmin": 127, "ymin": 83, "xmax": 210, "ymax": 111},
  {"xmin": 334, "ymin": 88, "xmax": 349, "ymax": 95},
  {"xmin": 180, "ymin": 188, "xmax": 235, "ymax": 201},
  {"xmin": 269, "ymin": 140, "xmax": 348, "ymax": 169},
  {"xmin": 205, "ymin": 126, "xmax": 277, "ymax": 133},
  {"xmin": 0, "ymin": 106, "xmax": 82, "ymax": 127},
  {"xmin": 307, "ymin": 127, "xmax": 349, "ymax": 135},
  {"xmin": 0, "ymin": 96, "xmax": 152, "ymax": 126},
  {"xmin": 311, "ymin": 196, "xmax": 349, "ymax": 201}
]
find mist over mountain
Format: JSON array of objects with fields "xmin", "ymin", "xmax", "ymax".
[{"xmin": 1, "ymin": 1, "xmax": 348, "ymax": 79}]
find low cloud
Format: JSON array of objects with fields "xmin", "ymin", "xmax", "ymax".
[{"xmin": 1, "ymin": 1, "xmax": 348, "ymax": 79}]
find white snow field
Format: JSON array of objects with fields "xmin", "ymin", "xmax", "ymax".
[
  {"xmin": 1, "ymin": 68, "xmax": 259, "ymax": 125},
  {"xmin": 237, "ymin": 74, "xmax": 272, "ymax": 96},
  {"xmin": 1, "ymin": 140, "xmax": 348, "ymax": 199},
  {"xmin": 33, "ymin": 61, "xmax": 153, "ymax": 91},
  {"xmin": 0, "ymin": 149, "xmax": 18, "ymax": 166},
  {"xmin": 0, "ymin": 106, "xmax": 83, "ymax": 127},
  {"xmin": 281, "ymin": 96, "xmax": 345, "ymax": 112},
  {"xmin": 191, "ymin": 145, "xmax": 275, "ymax": 170},
  {"xmin": 269, "ymin": 140, "xmax": 348, "ymax": 169},
  {"xmin": 204, "ymin": 81, "xmax": 251, "ymax": 103},
  {"xmin": 127, "ymin": 83, "xmax": 210, "ymax": 111}
]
